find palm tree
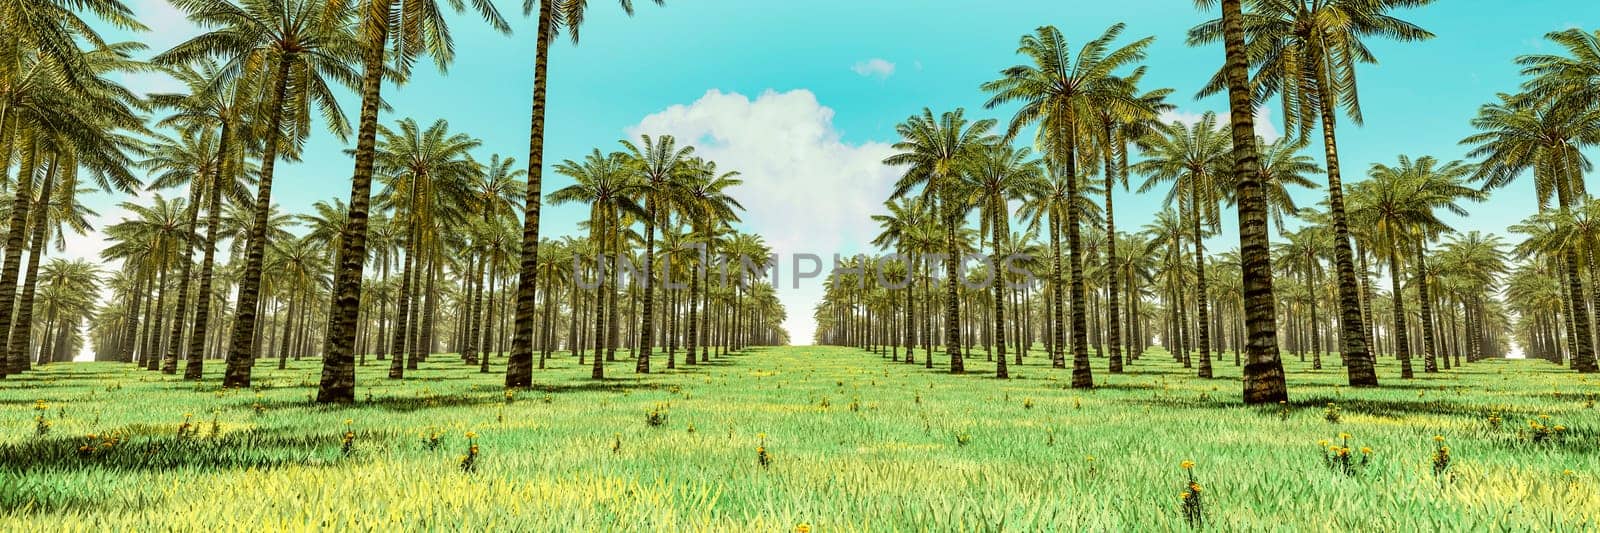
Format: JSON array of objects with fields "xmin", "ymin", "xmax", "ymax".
[
  {"xmin": 33, "ymin": 259, "xmax": 101, "ymax": 364},
  {"xmin": 148, "ymin": 58, "xmax": 258, "ymax": 380},
  {"xmin": 143, "ymin": 129, "xmax": 222, "ymax": 374},
  {"xmin": 884, "ymin": 109, "xmax": 997, "ymax": 374},
  {"xmin": 1437, "ymin": 231, "xmax": 1507, "ymax": 364},
  {"xmin": 620, "ymin": 134, "xmax": 693, "ymax": 373},
  {"xmin": 961, "ymin": 143, "xmax": 1043, "ymax": 378},
  {"xmin": 458, "ymin": 155, "xmax": 524, "ymax": 371},
  {"xmin": 371, "ymin": 118, "xmax": 480, "ymax": 379},
  {"xmin": 158, "ymin": 0, "xmax": 360, "ymax": 388},
  {"xmin": 1519, "ymin": 28, "xmax": 1600, "ymax": 115},
  {"xmin": 982, "ymin": 23, "xmax": 1151, "ymax": 388},
  {"xmin": 318, "ymin": 0, "xmax": 508, "ymax": 403},
  {"xmin": 548, "ymin": 149, "xmax": 647, "ymax": 379},
  {"xmin": 1086, "ymin": 69, "xmax": 1169, "ymax": 373},
  {"xmin": 1193, "ymin": 0, "xmax": 1436, "ymax": 389},
  {"xmin": 1134, "ymin": 112, "xmax": 1231, "ymax": 378},
  {"xmin": 1464, "ymin": 93, "xmax": 1600, "ymax": 373},
  {"xmin": 506, "ymin": 0, "xmax": 665, "ymax": 389},
  {"xmin": 680, "ymin": 158, "xmax": 744, "ymax": 365},
  {"xmin": 102, "ymin": 195, "xmax": 193, "ymax": 370},
  {"xmin": 1217, "ymin": 136, "xmax": 1321, "ymax": 234},
  {"xmin": 1188, "ymin": 0, "xmax": 1289, "ymax": 402},
  {"xmin": 1349, "ymin": 155, "xmax": 1479, "ymax": 378}
]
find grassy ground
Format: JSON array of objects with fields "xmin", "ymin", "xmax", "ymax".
[{"xmin": 0, "ymin": 346, "xmax": 1595, "ymax": 530}]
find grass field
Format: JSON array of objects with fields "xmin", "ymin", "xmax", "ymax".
[{"xmin": 1, "ymin": 347, "xmax": 1595, "ymax": 530}]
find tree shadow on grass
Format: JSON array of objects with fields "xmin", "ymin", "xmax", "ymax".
[{"xmin": 0, "ymin": 426, "xmax": 353, "ymax": 476}]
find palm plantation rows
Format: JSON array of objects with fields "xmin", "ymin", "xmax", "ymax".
[
  {"xmin": 816, "ymin": 12, "xmax": 1600, "ymax": 399},
  {"xmin": 0, "ymin": 0, "xmax": 1598, "ymax": 528},
  {"xmin": 1, "ymin": 0, "xmax": 792, "ymax": 397}
]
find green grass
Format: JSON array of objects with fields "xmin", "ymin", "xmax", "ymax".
[{"xmin": 1, "ymin": 347, "xmax": 1595, "ymax": 530}]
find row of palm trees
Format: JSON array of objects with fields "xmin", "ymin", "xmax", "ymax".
[
  {"xmin": 3, "ymin": 0, "xmax": 797, "ymax": 399},
  {"xmin": 81, "ymin": 125, "xmax": 789, "ymax": 382},
  {"xmin": 814, "ymin": 13, "xmax": 1600, "ymax": 403}
]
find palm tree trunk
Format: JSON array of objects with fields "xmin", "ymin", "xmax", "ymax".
[
  {"xmin": 146, "ymin": 260, "xmax": 172, "ymax": 371},
  {"xmin": 185, "ymin": 122, "xmax": 230, "ymax": 380},
  {"xmin": 1312, "ymin": 76, "xmax": 1378, "ymax": 387},
  {"xmin": 637, "ymin": 200, "xmax": 657, "ymax": 373},
  {"xmin": 1220, "ymin": 0, "xmax": 1287, "ymax": 402},
  {"xmin": 991, "ymin": 206, "xmax": 1008, "ymax": 379},
  {"xmin": 6, "ymin": 152, "xmax": 57, "ymax": 373},
  {"xmin": 505, "ymin": 0, "xmax": 555, "ymax": 389},
  {"xmin": 160, "ymin": 168, "xmax": 205, "ymax": 375},
  {"xmin": 416, "ymin": 257, "xmax": 439, "ymax": 367},
  {"xmin": 1188, "ymin": 188, "xmax": 1214, "ymax": 379},
  {"xmin": 941, "ymin": 196, "xmax": 964, "ymax": 373},
  {"xmin": 1049, "ymin": 205, "xmax": 1065, "ymax": 369},
  {"xmin": 482, "ymin": 259, "xmax": 500, "ymax": 373},
  {"xmin": 1063, "ymin": 134, "xmax": 1092, "ymax": 388},
  {"xmin": 0, "ymin": 130, "xmax": 39, "ymax": 377},
  {"xmin": 223, "ymin": 55, "xmax": 295, "ymax": 388},
  {"xmin": 389, "ymin": 233, "xmax": 417, "ymax": 379},
  {"xmin": 1414, "ymin": 240, "xmax": 1438, "ymax": 373},
  {"xmin": 1104, "ymin": 128, "xmax": 1124, "ymax": 373},
  {"xmin": 1387, "ymin": 247, "xmax": 1414, "ymax": 378}
]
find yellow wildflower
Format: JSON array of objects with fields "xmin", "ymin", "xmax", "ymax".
[
  {"xmin": 465, "ymin": 431, "xmax": 478, "ymax": 439},
  {"xmin": 1432, "ymin": 435, "xmax": 1445, "ymax": 443},
  {"xmin": 795, "ymin": 524, "xmax": 811, "ymax": 533},
  {"xmin": 1360, "ymin": 447, "xmax": 1373, "ymax": 455},
  {"xmin": 1180, "ymin": 460, "xmax": 1195, "ymax": 470}
]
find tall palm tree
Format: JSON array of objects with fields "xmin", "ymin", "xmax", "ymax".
[
  {"xmin": 158, "ymin": 0, "xmax": 360, "ymax": 388},
  {"xmin": 548, "ymin": 149, "xmax": 646, "ymax": 379},
  {"xmin": 0, "ymin": 43, "xmax": 144, "ymax": 376},
  {"xmin": 1518, "ymin": 28, "xmax": 1600, "ymax": 115},
  {"xmin": 961, "ymin": 143, "xmax": 1043, "ymax": 378},
  {"xmin": 1348, "ymin": 155, "xmax": 1478, "ymax": 378},
  {"xmin": 884, "ymin": 108, "xmax": 997, "ymax": 374},
  {"xmin": 371, "ymin": 118, "xmax": 479, "ymax": 379},
  {"xmin": 506, "ymin": 0, "xmax": 665, "ymax": 390},
  {"xmin": 677, "ymin": 159, "xmax": 743, "ymax": 365},
  {"xmin": 1192, "ymin": 0, "xmax": 1436, "ymax": 389},
  {"xmin": 319, "ymin": 0, "xmax": 508, "ymax": 403},
  {"xmin": 620, "ymin": 134, "xmax": 693, "ymax": 373},
  {"xmin": 1134, "ymin": 112, "xmax": 1231, "ymax": 379},
  {"xmin": 459, "ymin": 155, "xmax": 524, "ymax": 371},
  {"xmin": 1086, "ymin": 69, "xmax": 1169, "ymax": 373},
  {"xmin": 148, "ymin": 58, "xmax": 258, "ymax": 380},
  {"xmin": 143, "ymin": 129, "xmax": 222, "ymax": 374},
  {"xmin": 982, "ymin": 23, "xmax": 1151, "ymax": 388},
  {"xmin": 1188, "ymin": 0, "xmax": 1288, "ymax": 402}
]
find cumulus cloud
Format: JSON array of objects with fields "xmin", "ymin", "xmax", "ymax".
[
  {"xmin": 627, "ymin": 89, "xmax": 898, "ymax": 344},
  {"xmin": 851, "ymin": 58, "xmax": 896, "ymax": 80},
  {"xmin": 1158, "ymin": 106, "xmax": 1282, "ymax": 143}
]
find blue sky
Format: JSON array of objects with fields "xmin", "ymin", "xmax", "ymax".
[{"xmin": 81, "ymin": 0, "xmax": 1596, "ymax": 344}]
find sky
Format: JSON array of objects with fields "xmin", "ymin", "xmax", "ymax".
[{"xmin": 75, "ymin": 0, "xmax": 1598, "ymax": 345}]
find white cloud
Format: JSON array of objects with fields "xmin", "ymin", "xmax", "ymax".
[
  {"xmin": 850, "ymin": 58, "xmax": 896, "ymax": 80},
  {"xmin": 628, "ymin": 89, "xmax": 898, "ymax": 345},
  {"xmin": 1158, "ymin": 106, "xmax": 1281, "ymax": 143}
]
